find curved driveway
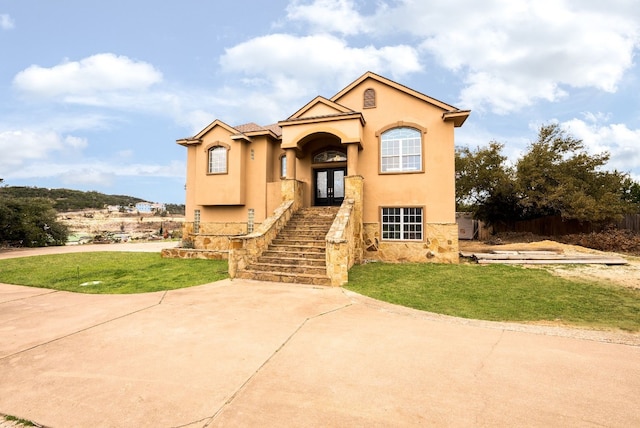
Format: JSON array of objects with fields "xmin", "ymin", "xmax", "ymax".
[{"xmin": 1, "ymin": 244, "xmax": 639, "ymax": 427}]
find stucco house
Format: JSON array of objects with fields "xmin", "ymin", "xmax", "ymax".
[{"xmin": 174, "ymin": 71, "xmax": 469, "ymax": 285}]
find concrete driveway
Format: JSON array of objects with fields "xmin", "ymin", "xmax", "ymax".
[{"xmin": 1, "ymin": 247, "xmax": 639, "ymax": 427}]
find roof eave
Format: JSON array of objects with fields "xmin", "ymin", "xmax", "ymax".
[
  {"xmin": 442, "ymin": 110, "xmax": 471, "ymax": 127},
  {"xmin": 176, "ymin": 138, "xmax": 202, "ymax": 147},
  {"xmin": 278, "ymin": 112, "xmax": 365, "ymax": 127}
]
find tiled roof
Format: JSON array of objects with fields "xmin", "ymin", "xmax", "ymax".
[
  {"xmin": 263, "ymin": 123, "xmax": 282, "ymax": 137},
  {"xmin": 234, "ymin": 122, "xmax": 282, "ymax": 137},
  {"xmin": 234, "ymin": 122, "xmax": 264, "ymax": 133}
]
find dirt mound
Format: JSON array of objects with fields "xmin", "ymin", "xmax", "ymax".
[
  {"xmin": 559, "ymin": 228, "xmax": 640, "ymax": 256},
  {"xmin": 459, "ymin": 235, "xmax": 640, "ymax": 291}
]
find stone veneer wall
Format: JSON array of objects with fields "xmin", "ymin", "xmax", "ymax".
[
  {"xmin": 161, "ymin": 248, "xmax": 227, "ymax": 260},
  {"xmin": 228, "ymin": 199, "xmax": 297, "ymax": 278},
  {"xmin": 182, "ymin": 222, "xmax": 249, "ymax": 251},
  {"xmin": 326, "ymin": 199, "xmax": 355, "ymax": 286},
  {"xmin": 363, "ymin": 223, "xmax": 459, "ymax": 264}
]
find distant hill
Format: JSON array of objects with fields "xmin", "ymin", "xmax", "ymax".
[{"xmin": 1, "ymin": 186, "xmax": 146, "ymax": 212}]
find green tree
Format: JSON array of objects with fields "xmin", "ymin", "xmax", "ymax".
[
  {"xmin": 455, "ymin": 124, "xmax": 636, "ymax": 226},
  {"xmin": 621, "ymin": 177, "xmax": 640, "ymax": 210},
  {"xmin": 516, "ymin": 123, "xmax": 631, "ymax": 223},
  {"xmin": 455, "ymin": 142, "xmax": 520, "ymax": 224},
  {"xmin": 0, "ymin": 196, "xmax": 68, "ymax": 247}
]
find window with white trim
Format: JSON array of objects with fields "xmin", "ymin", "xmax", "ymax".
[
  {"xmin": 208, "ymin": 146, "xmax": 227, "ymax": 174},
  {"xmin": 380, "ymin": 127, "xmax": 421, "ymax": 172},
  {"xmin": 381, "ymin": 207, "xmax": 423, "ymax": 240}
]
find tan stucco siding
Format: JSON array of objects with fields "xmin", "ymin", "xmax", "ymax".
[
  {"xmin": 333, "ymin": 79, "xmax": 456, "ymax": 225},
  {"xmin": 281, "ymin": 117, "xmax": 362, "ymax": 149},
  {"xmin": 192, "ymin": 127, "xmax": 246, "ymax": 206},
  {"xmin": 179, "ymin": 72, "xmax": 465, "ymax": 266}
]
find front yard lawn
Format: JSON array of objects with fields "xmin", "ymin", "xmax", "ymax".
[
  {"xmin": 0, "ymin": 252, "xmax": 228, "ymax": 294},
  {"xmin": 345, "ymin": 263, "xmax": 640, "ymax": 332}
]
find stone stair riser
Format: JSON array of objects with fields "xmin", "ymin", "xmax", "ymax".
[
  {"xmin": 247, "ymin": 264, "xmax": 327, "ymax": 276},
  {"xmin": 257, "ymin": 257, "xmax": 326, "ymax": 267},
  {"xmin": 261, "ymin": 251, "xmax": 326, "ymax": 260},
  {"xmin": 237, "ymin": 207, "xmax": 339, "ymax": 286},
  {"xmin": 235, "ymin": 271, "xmax": 331, "ymax": 286}
]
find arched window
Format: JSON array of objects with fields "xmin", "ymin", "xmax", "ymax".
[
  {"xmin": 380, "ymin": 127, "xmax": 422, "ymax": 172},
  {"xmin": 313, "ymin": 149, "xmax": 347, "ymax": 164},
  {"xmin": 208, "ymin": 146, "xmax": 227, "ymax": 174},
  {"xmin": 363, "ymin": 88, "xmax": 376, "ymax": 108}
]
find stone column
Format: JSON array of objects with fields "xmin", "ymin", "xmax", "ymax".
[
  {"xmin": 345, "ymin": 175, "xmax": 364, "ymax": 263},
  {"xmin": 281, "ymin": 179, "xmax": 303, "ymax": 211}
]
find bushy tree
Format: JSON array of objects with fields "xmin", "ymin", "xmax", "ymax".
[
  {"xmin": 455, "ymin": 142, "xmax": 521, "ymax": 224},
  {"xmin": 456, "ymin": 124, "xmax": 637, "ymax": 226},
  {"xmin": 0, "ymin": 194, "xmax": 68, "ymax": 247},
  {"xmin": 516, "ymin": 124, "xmax": 630, "ymax": 222}
]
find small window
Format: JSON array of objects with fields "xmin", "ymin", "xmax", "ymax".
[
  {"xmin": 280, "ymin": 154, "xmax": 287, "ymax": 178},
  {"xmin": 364, "ymin": 88, "xmax": 376, "ymax": 108},
  {"xmin": 208, "ymin": 146, "xmax": 227, "ymax": 174},
  {"xmin": 247, "ymin": 208, "xmax": 255, "ymax": 233},
  {"xmin": 380, "ymin": 127, "xmax": 421, "ymax": 173},
  {"xmin": 381, "ymin": 207, "xmax": 423, "ymax": 241},
  {"xmin": 193, "ymin": 209, "xmax": 201, "ymax": 234},
  {"xmin": 313, "ymin": 149, "xmax": 347, "ymax": 164}
]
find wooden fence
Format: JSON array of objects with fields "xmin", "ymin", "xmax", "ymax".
[{"xmin": 491, "ymin": 214, "xmax": 640, "ymax": 236}]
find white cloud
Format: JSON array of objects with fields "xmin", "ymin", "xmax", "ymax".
[
  {"xmin": 13, "ymin": 53, "xmax": 163, "ymax": 99},
  {"xmin": 285, "ymin": 0, "xmax": 365, "ymax": 35},
  {"xmin": 221, "ymin": 33, "xmax": 421, "ymax": 81},
  {"xmin": 0, "ymin": 129, "xmax": 67, "ymax": 170},
  {"xmin": 55, "ymin": 160, "xmax": 185, "ymax": 187},
  {"xmin": 560, "ymin": 116, "xmax": 640, "ymax": 174},
  {"xmin": 0, "ymin": 14, "xmax": 14, "ymax": 30},
  {"xmin": 281, "ymin": 0, "xmax": 640, "ymax": 113},
  {"xmin": 219, "ymin": 33, "xmax": 421, "ymax": 106},
  {"xmin": 6, "ymin": 153, "xmax": 185, "ymax": 185},
  {"xmin": 59, "ymin": 169, "xmax": 116, "ymax": 187},
  {"xmin": 64, "ymin": 135, "xmax": 88, "ymax": 149}
]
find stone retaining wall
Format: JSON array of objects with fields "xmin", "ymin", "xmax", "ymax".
[
  {"xmin": 161, "ymin": 248, "xmax": 227, "ymax": 260},
  {"xmin": 363, "ymin": 223, "xmax": 459, "ymax": 263}
]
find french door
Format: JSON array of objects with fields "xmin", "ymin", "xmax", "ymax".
[{"xmin": 314, "ymin": 167, "xmax": 346, "ymax": 206}]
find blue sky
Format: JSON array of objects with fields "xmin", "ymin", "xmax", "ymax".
[{"xmin": 1, "ymin": 0, "xmax": 639, "ymax": 204}]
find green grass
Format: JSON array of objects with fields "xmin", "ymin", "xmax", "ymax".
[
  {"xmin": 0, "ymin": 252, "xmax": 228, "ymax": 294},
  {"xmin": 346, "ymin": 263, "xmax": 640, "ymax": 332},
  {"xmin": 2, "ymin": 414, "xmax": 36, "ymax": 426}
]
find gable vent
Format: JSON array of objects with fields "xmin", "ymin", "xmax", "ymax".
[{"xmin": 363, "ymin": 88, "xmax": 376, "ymax": 108}]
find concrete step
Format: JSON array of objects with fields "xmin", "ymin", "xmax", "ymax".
[
  {"xmin": 236, "ymin": 270, "xmax": 331, "ymax": 286},
  {"xmin": 246, "ymin": 262, "xmax": 327, "ymax": 276}
]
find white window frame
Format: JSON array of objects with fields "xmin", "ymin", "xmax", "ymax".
[
  {"xmin": 380, "ymin": 127, "xmax": 422, "ymax": 173},
  {"xmin": 381, "ymin": 207, "xmax": 423, "ymax": 241},
  {"xmin": 208, "ymin": 146, "xmax": 227, "ymax": 174}
]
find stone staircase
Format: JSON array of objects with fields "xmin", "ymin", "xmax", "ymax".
[{"xmin": 236, "ymin": 206, "xmax": 340, "ymax": 285}]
